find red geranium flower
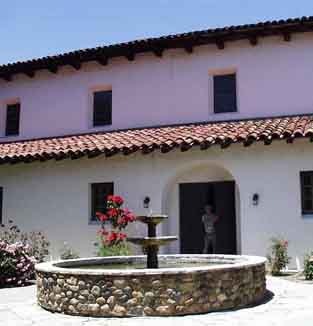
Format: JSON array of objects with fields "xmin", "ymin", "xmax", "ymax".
[
  {"xmin": 107, "ymin": 195, "xmax": 114, "ymax": 201},
  {"xmin": 95, "ymin": 195, "xmax": 136, "ymax": 249},
  {"xmin": 107, "ymin": 195, "xmax": 124, "ymax": 206},
  {"xmin": 117, "ymin": 233, "xmax": 127, "ymax": 240},
  {"xmin": 113, "ymin": 196, "xmax": 124, "ymax": 206},
  {"xmin": 107, "ymin": 208, "xmax": 119, "ymax": 217},
  {"xmin": 96, "ymin": 212, "xmax": 108, "ymax": 222}
]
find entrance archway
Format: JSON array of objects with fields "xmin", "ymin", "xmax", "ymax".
[{"xmin": 161, "ymin": 163, "xmax": 241, "ymax": 254}]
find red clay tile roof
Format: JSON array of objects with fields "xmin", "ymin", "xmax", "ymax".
[
  {"xmin": 2, "ymin": 16, "xmax": 313, "ymax": 81},
  {"xmin": 0, "ymin": 115, "xmax": 313, "ymax": 165}
]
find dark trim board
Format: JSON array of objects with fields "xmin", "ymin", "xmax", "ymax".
[{"xmin": 179, "ymin": 181, "xmax": 237, "ymax": 255}]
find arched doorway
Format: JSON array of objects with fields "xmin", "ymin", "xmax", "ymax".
[{"xmin": 162, "ymin": 163, "xmax": 241, "ymax": 255}]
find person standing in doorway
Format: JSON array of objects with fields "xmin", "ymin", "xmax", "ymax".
[{"xmin": 202, "ymin": 204, "xmax": 219, "ymax": 254}]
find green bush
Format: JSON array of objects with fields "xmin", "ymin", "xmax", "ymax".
[
  {"xmin": 267, "ymin": 237, "xmax": 290, "ymax": 276},
  {"xmin": 304, "ymin": 252, "xmax": 313, "ymax": 280},
  {"xmin": 97, "ymin": 242, "xmax": 131, "ymax": 257}
]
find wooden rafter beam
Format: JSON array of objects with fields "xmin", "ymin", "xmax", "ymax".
[
  {"xmin": 97, "ymin": 57, "xmax": 108, "ymax": 66},
  {"xmin": 216, "ymin": 39, "xmax": 225, "ymax": 50},
  {"xmin": 283, "ymin": 31, "xmax": 291, "ymax": 42},
  {"xmin": 249, "ymin": 35, "xmax": 258, "ymax": 46},
  {"xmin": 153, "ymin": 48, "xmax": 163, "ymax": 57},
  {"xmin": 1, "ymin": 74, "xmax": 12, "ymax": 82},
  {"xmin": 25, "ymin": 70, "xmax": 35, "ymax": 78},
  {"xmin": 199, "ymin": 141, "xmax": 211, "ymax": 150},
  {"xmin": 48, "ymin": 65, "xmax": 58, "ymax": 74},
  {"xmin": 126, "ymin": 52, "xmax": 135, "ymax": 61},
  {"xmin": 243, "ymin": 138, "xmax": 254, "ymax": 147},
  {"xmin": 69, "ymin": 61, "xmax": 81, "ymax": 70},
  {"xmin": 184, "ymin": 44, "xmax": 193, "ymax": 53}
]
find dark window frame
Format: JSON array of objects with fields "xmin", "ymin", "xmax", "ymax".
[
  {"xmin": 92, "ymin": 90, "xmax": 112, "ymax": 127},
  {"xmin": 213, "ymin": 73, "xmax": 237, "ymax": 114},
  {"xmin": 5, "ymin": 102, "xmax": 20, "ymax": 136},
  {"xmin": 0, "ymin": 187, "xmax": 3, "ymax": 225},
  {"xmin": 90, "ymin": 182, "xmax": 114, "ymax": 223},
  {"xmin": 300, "ymin": 171, "xmax": 313, "ymax": 215}
]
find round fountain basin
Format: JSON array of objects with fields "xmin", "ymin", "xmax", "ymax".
[{"xmin": 35, "ymin": 254, "xmax": 266, "ymax": 317}]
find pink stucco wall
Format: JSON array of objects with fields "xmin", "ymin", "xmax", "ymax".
[{"xmin": 1, "ymin": 32, "xmax": 313, "ymax": 141}]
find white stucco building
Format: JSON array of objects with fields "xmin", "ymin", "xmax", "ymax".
[{"xmin": 0, "ymin": 16, "xmax": 313, "ymax": 267}]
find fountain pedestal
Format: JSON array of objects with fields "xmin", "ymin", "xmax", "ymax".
[{"xmin": 127, "ymin": 214, "xmax": 177, "ymax": 268}]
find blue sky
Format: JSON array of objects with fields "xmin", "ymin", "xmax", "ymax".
[{"xmin": 1, "ymin": 0, "xmax": 313, "ymax": 64}]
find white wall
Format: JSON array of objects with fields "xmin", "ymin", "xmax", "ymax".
[
  {"xmin": 0, "ymin": 140, "xmax": 312, "ymax": 267},
  {"xmin": 1, "ymin": 33, "xmax": 313, "ymax": 140}
]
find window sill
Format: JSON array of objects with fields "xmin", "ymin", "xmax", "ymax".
[
  {"xmin": 89, "ymin": 219, "xmax": 110, "ymax": 226},
  {"xmin": 89, "ymin": 125, "xmax": 113, "ymax": 132},
  {"xmin": 302, "ymin": 213, "xmax": 313, "ymax": 219},
  {"xmin": 92, "ymin": 123, "xmax": 112, "ymax": 128},
  {"xmin": 88, "ymin": 220, "xmax": 101, "ymax": 225},
  {"xmin": 212, "ymin": 110, "xmax": 239, "ymax": 115},
  {"xmin": 0, "ymin": 134, "xmax": 19, "ymax": 139},
  {"xmin": 92, "ymin": 125, "xmax": 112, "ymax": 128}
]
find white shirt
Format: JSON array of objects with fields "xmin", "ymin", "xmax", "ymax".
[{"xmin": 202, "ymin": 214, "xmax": 216, "ymax": 234}]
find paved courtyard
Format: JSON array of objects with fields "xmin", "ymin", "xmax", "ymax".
[{"xmin": 0, "ymin": 277, "xmax": 312, "ymax": 326}]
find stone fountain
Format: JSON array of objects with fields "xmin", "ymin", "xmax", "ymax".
[
  {"xmin": 35, "ymin": 213, "xmax": 267, "ymax": 317},
  {"xmin": 127, "ymin": 214, "xmax": 178, "ymax": 268}
]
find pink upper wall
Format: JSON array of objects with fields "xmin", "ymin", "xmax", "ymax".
[{"xmin": 1, "ymin": 32, "xmax": 313, "ymax": 141}]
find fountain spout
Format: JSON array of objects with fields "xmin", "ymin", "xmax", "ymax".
[{"xmin": 127, "ymin": 214, "xmax": 178, "ymax": 268}]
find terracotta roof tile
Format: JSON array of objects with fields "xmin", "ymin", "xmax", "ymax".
[
  {"xmin": 0, "ymin": 114, "xmax": 312, "ymax": 165},
  {"xmin": 2, "ymin": 16, "xmax": 313, "ymax": 81}
]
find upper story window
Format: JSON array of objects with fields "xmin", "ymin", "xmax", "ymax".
[
  {"xmin": 90, "ymin": 182, "xmax": 114, "ymax": 222},
  {"xmin": 5, "ymin": 103, "xmax": 20, "ymax": 136},
  {"xmin": 213, "ymin": 73, "xmax": 237, "ymax": 114},
  {"xmin": 300, "ymin": 171, "xmax": 313, "ymax": 214},
  {"xmin": 0, "ymin": 187, "xmax": 3, "ymax": 225},
  {"xmin": 93, "ymin": 90, "xmax": 112, "ymax": 127}
]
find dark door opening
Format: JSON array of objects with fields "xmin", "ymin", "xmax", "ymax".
[{"xmin": 179, "ymin": 181, "xmax": 236, "ymax": 254}]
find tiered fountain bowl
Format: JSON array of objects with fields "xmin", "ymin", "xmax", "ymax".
[
  {"xmin": 127, "ymin": 214, "xmax": 178, "ymax": 268},
  {"xmin": 35, "ymin": 214, "xmax": 267, "ymax": 317}
]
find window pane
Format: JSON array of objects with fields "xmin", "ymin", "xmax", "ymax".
[
  {"xmin": 303, "ymin": 175, "xmax": 312, "ymax": 186},
  {"xmin": 6, "ymin": 103, "xmax": 20, "ymax": 136},
  {"xmin": 91, "ymin": 183, "xmax": 113, "ymax": 221},
  {"xmin": 213, "ymin": 74, "xmax": 237, "ymax": 113},
  {"xmin": 304, "ymin": 200, "xmax": 313, "ymax": 211},
  {"xmin": 93, "ymin": 90, "xmax": 112, "ymax": 126},
  {"xmin": 0, "ymin": 188, "xmax": 3, "ymax": 225},
  {"xmin": 301, "ymin": 171, "xmax": 313, "ymax": 213},
  {"xmin": 304, "ymin": 187, "xmax": 313, "ymax": 199}
]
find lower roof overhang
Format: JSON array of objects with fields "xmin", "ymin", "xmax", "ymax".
[{"xmin": 0, "ymin": 114, "xmax": 312, "ymax": 165}]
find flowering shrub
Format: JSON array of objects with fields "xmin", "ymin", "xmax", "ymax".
[
  {"xmin": 267, "ymin": 238, "xmax": 290, "ymax": 276},
  {"xmin": 95, "ymin": 195, "xmax": 136, "ymax": 256},
  {"xmin": 0, "ymin": 241, "xmax": 36, "ymax": 287},
  {"xmin": 0, "ymin": 220, "xmax": 49, "ymax": 262},
  {"xmin": 304, "ymin": 252, "xmax": 313, "ymax": 280}
]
